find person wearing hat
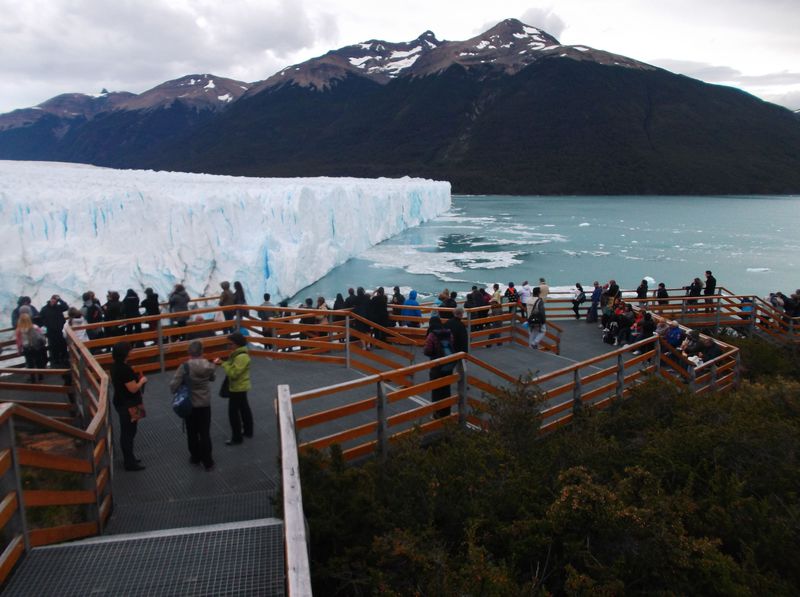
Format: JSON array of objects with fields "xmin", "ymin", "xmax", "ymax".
[
  {"xmin": 215, "ymin": 332, "xmax": 253, "ymax": 445},
  {"xmin": 665, "ymin": 321, "xmax": 684, "ymax": 348}
]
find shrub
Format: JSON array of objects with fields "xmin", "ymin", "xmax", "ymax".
[{"xmin": 299, "ymin": 377, "xmax": 800, "ymax": 595}]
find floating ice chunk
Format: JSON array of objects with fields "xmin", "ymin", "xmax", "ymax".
[
  {"xmin": 746, "ymin": 267, "xmax": 771, "ymax": 273},
  {"xmin": 578, "ymin": 222, "xmax": 591, "ymax": 227}
]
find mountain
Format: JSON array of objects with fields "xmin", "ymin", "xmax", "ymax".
[
  {"xmin": 2, "ymin": 19, "xmax": 800, "ymax": 194},
  {"xmin": 0, "ymin": 74, "xmax": 248, "ymax": 165},
  {"xmin": 249, "ymin": 19, "xmax": 647, "ymax": 93}
]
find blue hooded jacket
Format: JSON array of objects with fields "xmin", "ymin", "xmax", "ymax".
[{"xmin": 403, "ymin": 290, "xmax": 422, "ymax": 318}]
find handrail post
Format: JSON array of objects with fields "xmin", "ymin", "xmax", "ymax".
[
  {"xmin": 345, "ymin": 315, "xmax": 351, "ymax": 369},
  {"xmin": 156, "ymin": 319, "xmax": 166, "ymax": 373},
  {"xmin": 750, "ymin": 296, "xmax": 757, "ymax": 336},
  {"xmin": 572, "ymin": 369, "xmax": 583, "ymax": 414},
  {"xmin": 376, "ymin": 382, "xmax": 388, "ymax": 462},
  {"xmin": 5, "ymin": 418, "xmax": 31, "ymax": 551},
  {"xmin": 235, "ymin": 310, "xmax": 242, "ymax": 332},
  {"xmin": 653, "ymin": 338, "xmax": 662, "ymax": 374},
  {"xmin": 681, "ymin": 297, "xmax": 687, "ymax": 323},
  {"xmin": 710, "ymin": 363, "xmax": 718, "ymax": 391},
  {"xmin": 86, "ymin": 434, "xmax": 102, "ymax": 535},
  {"xmin": 714, "ymin": 296, "xmax": 721, "ymax": 331},
  {"xmin": 688, "ymin": 365, "xmax": 697, "ymax": 392},
  {"xmin": 465, "ymin": 311, "xmax": 472, "ymax": 351},
  {"xmin": 276, "ymin": 385, "xmax": 312, "ymax": 596},
  {"xmin": 509, "ymin": 304, "xmax": 517, "ymax": 344},
  {"xmin": 76, "ymin": 342, "xmax": 88, "ymax": 424},
  {"xmin": 457, "ymin": 359, "xmax": 468, "ymax": 428},
  {"xmin": 615, "ymin": 353, "xmax": 624, "ymax": 401}
]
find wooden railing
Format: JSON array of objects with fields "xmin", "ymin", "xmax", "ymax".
[
  {"xmin": 0, "ymin": 325, "xmax": 111, "ymax": 584},
  {"xmin": 276, "ymin": 385, "xmax": 312, "ymax": 597},
  {"xmin": 40, "ymin": 302, "xmax": 560, "ymax": 381},
  {"xmin": 0, "ymin": 292, "xmax": 747, "ymax": 591},
  {"xmin": 540, "ymin": 286, "xmax": 799, "ymax": 347},
  {"xmin": 281, "ymin": 326, "xmax": 738, "ymax": 463}
]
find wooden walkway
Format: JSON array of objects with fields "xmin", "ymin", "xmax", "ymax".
[
  {"xmin": 72, "ymin": 317, "xmax": 621, "ymax": 532},
  {"xmin": 3, "ymin": 286, "xmax": 786, "ymax": 594}
]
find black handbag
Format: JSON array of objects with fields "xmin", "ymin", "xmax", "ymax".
[{"xmin": 219, "ymin": 376, "xmax": 231, "ymax": 398}]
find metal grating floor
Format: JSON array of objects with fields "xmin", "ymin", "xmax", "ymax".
[
  {"xmin": 104, "ymin": 489, "xmax": 277, "ymax": 535},
  {"xmin": 3, "ymin": 520, "xmax": 285, "ymax": 596}
]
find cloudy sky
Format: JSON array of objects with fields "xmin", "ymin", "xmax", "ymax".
[{"xmin": 2, "ymin": 0, "xmax": 798, "ymax": 114}]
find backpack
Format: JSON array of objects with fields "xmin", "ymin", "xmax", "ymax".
[
  {"xmin": 577, "ymin": 291, "xmax": 586, "ymax": 304},
  {"xmin": 438, "ymin": 335, "xmax": 456, "ymax": 374},
  {"xmin": 602, "ymin": 322, "xmax": 619, "ymax": 344},
  {"xmin": 172, "ymin": 363, "xmax": 193, "ymax": 418},
  {"xmin": 23, "ymin": 327, "xmax": 46, "ymax": 350},
  {"xmin": 527, "ymin": 298, "xmax": 545, "ymax": 325}
]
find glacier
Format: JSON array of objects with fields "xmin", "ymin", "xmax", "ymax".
[{"xmin": 0, "ymin": 161, "xmax": 451, "ymax": 324}]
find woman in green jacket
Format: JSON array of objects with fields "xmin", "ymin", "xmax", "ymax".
[{"xmin": 215, "ymin": 332, "xmax": 253, "ymax": 445}]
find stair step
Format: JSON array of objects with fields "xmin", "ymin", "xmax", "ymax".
[
  {"xmin": 105, "ymin": 489, "xmax": 277, "ymax": 535},
  {"xmin": 3, "ymin": 519, "xmax": 285, "ymax": 596}
]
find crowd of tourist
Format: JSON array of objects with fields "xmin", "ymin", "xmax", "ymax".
[
  {"xmin": 8, "ymin": 270, "xmax": 797, "ymax": 473},
  {"xmin": 9, "ymin": 269, "xmax": 793, "ymax": 377}
]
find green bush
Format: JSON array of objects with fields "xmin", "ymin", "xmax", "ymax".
[
  {"xmin": 722, "ymin": 335, "xmax": 800, "ymax": 382},
  {"xmin": 300, "ymin": 377, "xmax": 800, "ymax": 595}
]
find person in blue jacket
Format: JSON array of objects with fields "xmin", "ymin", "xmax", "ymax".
[
  {"xmin": 586, "ymin": 281, "xmax": 602, "ymax": 323},
  {"xmin": 402, "ymin": 290, "xmax": 422, "ymax": 328}
]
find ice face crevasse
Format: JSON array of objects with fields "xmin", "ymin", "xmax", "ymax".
[{"xmin": 0, "ymin": 161, "xmax": 451, "ymax": 323}]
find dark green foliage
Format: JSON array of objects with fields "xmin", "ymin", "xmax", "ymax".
[
  {"xmin": 299, "ymin": 376, "xmax": 800, "ymax": 595},
  {"xmin": 722, "ymin": 335, "xmax": 800, "ymax": 382},
  {"xmin": 21, "ymin": 468, "xmax": 89, "ymax": 530}
]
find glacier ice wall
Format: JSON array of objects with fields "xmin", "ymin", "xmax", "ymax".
[{"xmin": 0, "ymin": 161, "xmax": 451, "ymax": 323}]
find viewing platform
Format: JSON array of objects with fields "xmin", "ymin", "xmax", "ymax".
[{"xmin": 0, "ymin": 287, "xmax": 795, "ymax": 594}]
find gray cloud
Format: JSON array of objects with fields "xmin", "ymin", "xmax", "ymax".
[
  {"xmin": 0, "ymin": 0, "xmax": 338, "ymax": 111},
  {"xmin": 650, "ymin": 59, "xmax": 800, "ymax": 110},
  {"xmin": 649, "ymin": 60, "xmax": 742, "ymax": 82},
  {"xmin": 519, "ymin": 7, "xmax": 566, "ymax": 40},
  {"xmin": 739, "ymin": 72, "xmax": 800, "ymax": 86},
  {"xmin": 474, "ymin": 8, "xmax": 565, "ymax": 41}
]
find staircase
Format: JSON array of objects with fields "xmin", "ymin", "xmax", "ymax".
[{"xmin": 3, "ymin": 519, "xmax": 285, "ymax": 596}]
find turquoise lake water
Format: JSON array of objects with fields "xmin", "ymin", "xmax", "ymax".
[{"xmin": 290, "ymin": 195, "xmax": 800, "ymax": 303}]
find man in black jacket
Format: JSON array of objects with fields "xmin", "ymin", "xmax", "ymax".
[
  {"xmin": 40, "ymin": 294, "xmax": 69, "ymax": 366},
  {"xmin": 704, "ymin": 270, "xmax": 717, "ymax": 312}
]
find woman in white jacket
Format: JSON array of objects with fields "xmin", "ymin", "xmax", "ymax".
[{"xmin": 63, "ymin": 307, "xmax": 89, "ymax": 343}]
